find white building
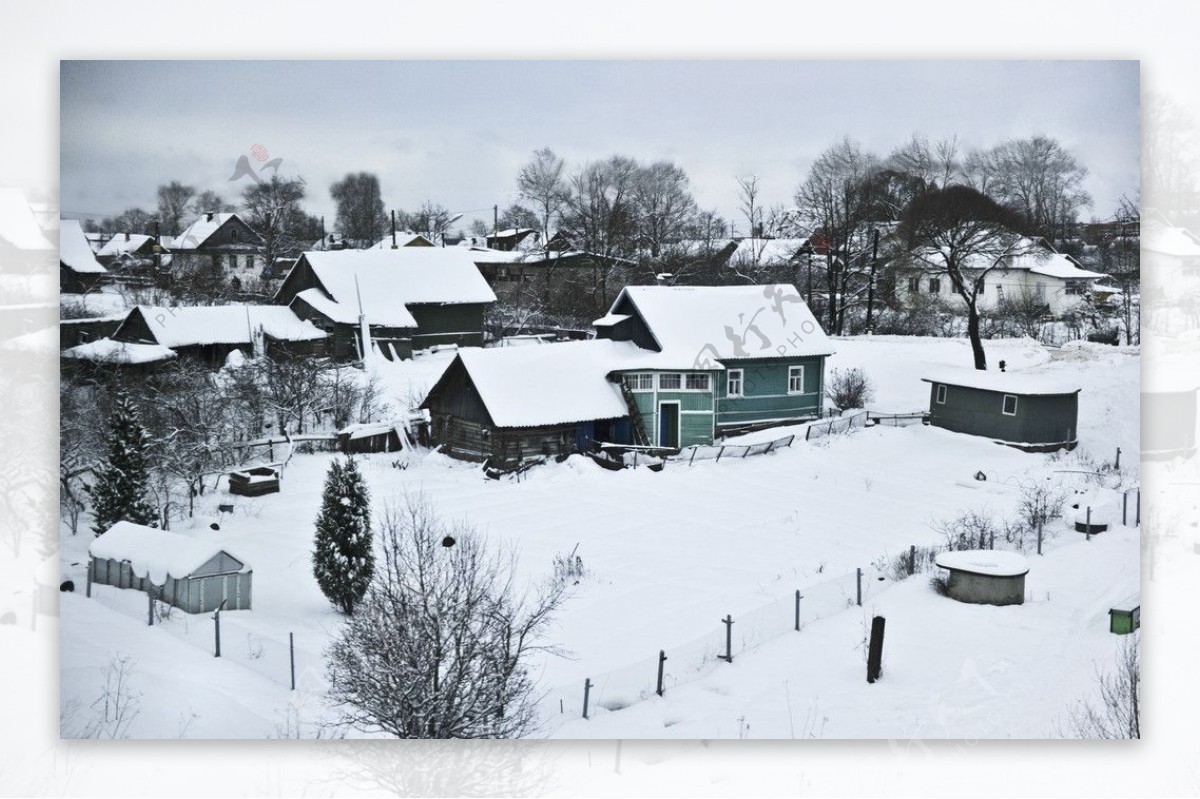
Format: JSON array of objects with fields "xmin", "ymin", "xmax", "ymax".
[{"xmin": 895, "ymin": 237, "xmax": 1106, "ymax": 317}]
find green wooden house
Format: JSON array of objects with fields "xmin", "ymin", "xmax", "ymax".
[
  {"xmin": 596, "ymin": 285, "xmax": 834, "ymax": 446},
  {"xmin": 273, "ymin": 248, "xmax": 496, "ymax": 360},
  {"xmin": 422, "ymin": 284, "xmax": 833, "ymax": 464},
  {"xmin": 922, "ymin": 368, "xmax": 1081, "ymax": 452}
]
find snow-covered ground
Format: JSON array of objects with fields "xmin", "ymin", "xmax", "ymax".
[{"xmin": 58, "ymin": 335, "xmax": 1140, "ymax": 739}]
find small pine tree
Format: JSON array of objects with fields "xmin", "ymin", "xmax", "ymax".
[
  {"xmin": 312, "ymin": 457, "xmax": 374, "ymax": 614},
  {"xmin": 86, "ymin": 391, "xmax": 158, "ymax": 535}
]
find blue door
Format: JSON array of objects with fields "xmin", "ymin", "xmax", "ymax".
[{"xmin": 658, "ymin": 402, "xmax": 680, "ymax": 448}]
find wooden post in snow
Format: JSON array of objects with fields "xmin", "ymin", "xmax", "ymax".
[
  {"xmin": 656, "ymin": 650, "xmax": 667, "ymax": 696},
  {"xmin": 720, "ymin": 615, "xmax": 734, "ymax": 663},
  {"xmin": 794, "ymin": 590, "xmax": 802, "ymax": 631},
  {"xmin": 1086, "ymin": 506, "xmax": 1092, "ymax": 541},
  {"xmin": 290, "ymin": 632, "xmax": 296, "ymax": 691},
  {"xmin": 856, "ymin": 567, "xmax": 863, "ymax": 606},
  {"xmin": 582, "ymin": 678, "xmax": 592, "ymax": 719},
  {"xmin": 866, "ymin": 616, "xmax": 885, "ymax": 683},
  {"xmin": 908, "ymin": 544, "xmax": 916, "ymax": 576}
]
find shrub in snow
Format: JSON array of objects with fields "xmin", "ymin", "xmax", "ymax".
[
  {"xmin": 824, "ymin": 368, "xmax": 874, "ymax": 411},
  {"xmin": 325, "ymin": 493, "xmax": 567, "ymax": 738},
  {"xmin": 86, "ymin": 391, "xmax": 158, "ymax": 535},
  {"xmin": 312, "ymin": 457, "xmax": 374, "ymax": 615}
]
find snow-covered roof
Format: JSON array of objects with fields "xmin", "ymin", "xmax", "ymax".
[
  {"xmin": 59, "ymin": 219, "xmax": 107, "ymax": 274},
  {"xmin": 299, "ymin": 248, "xmax": 497, "ymax": 308},
  {"xmin": 592, "ymin": 312, "xmax": 631, "ymax": 327},
  {"xmin": 90, "ymin": 521, "xmax": 247, "ymax": 583},
  {"xmin": 125, "ymin": 305, "xmax": 328, "ymax": 347},
  {"xmin": 291, "ymin": 287, "xmax": 415, "ymax": 329},
  {"xmin": 451, "ymin": 340, "xmax": 646, "ymax": 428},
  {"xmin": 338, "ymin": 421, "xmax": 400, "ymax": 440},
  {"xmin": 913, "ymin": 238, "xmax": 1105, "ymax": 281},
  {"xmin": 369, "ymin": 232, "xmax": 435, "ymax": 249},
  {"xmin": 0, "ymin": 189, "xmax": 54, "ymax": 250},
  {"xmin": 97, "ymin": 233, "xmax": 159, "ymax": 258},
  {"xmin": 728, "ymin": 238, "xmax": 809, "ymax": 265},
  {"xmin": 1143, "ymin": 222, "xmax": 1200, "ymax": 257},
  {"xmin": 615, "ymin": 284, "xmax": 835, "ymax": 365},
  {"xmin": 62, "ymin": 337, "xmax": 177, "ymax": 364},
  {"xmin": 1110, "ymin": 592, "xmax": 1140, "ymax": 612},
  {"xmin": 935, "ymin": 549, "xmax": 1030, "ymax": 578},
  {"xmin": 922, "ymin": 367, "xmax": 1080, "ymax": 396},
  {"xmin": 173, "ymin": 213, "xmax": 259, "ymax": 250}
]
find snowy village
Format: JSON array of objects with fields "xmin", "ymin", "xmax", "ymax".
[{"xmin": 42, "ymin": 61, "xmax": 1144, "ymax": 740}]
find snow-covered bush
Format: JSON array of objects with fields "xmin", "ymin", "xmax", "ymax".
[{"xmin": 824, "ymin": 368, "xmax": 875, "ymax": 411}]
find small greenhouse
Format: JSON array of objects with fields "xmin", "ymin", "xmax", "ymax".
[{"xmin": 89, "ymin": 521, "xmax": 252, "ymax": 613}]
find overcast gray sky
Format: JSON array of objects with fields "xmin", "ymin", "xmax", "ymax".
[{"xmin": 60, "ymin": 60, "xmax": 1139, "ymax": 232}]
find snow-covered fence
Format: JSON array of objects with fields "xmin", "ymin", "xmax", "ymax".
[
  {"xmin": 534, "ymin": 562, "xmax": 891, "ymax": 736},
  {"xmin": 867, "ymin": 411, "xmax": 927, "ymax": 428},
  {"xmin": 804, "ymin": 408, "xmax": 868, "ymax": 441},
  {"xmin": 667, "ymin": 434, "xmax": 796, "ymax": 465}
]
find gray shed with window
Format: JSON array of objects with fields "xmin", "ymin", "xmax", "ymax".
[
  {"xmin": 923, "ymin": 368, "xmax": 1080, "ymax": 452},
  {"xmin": 88, "ymin": 521, "xmax": 252, "ymax": 613}
]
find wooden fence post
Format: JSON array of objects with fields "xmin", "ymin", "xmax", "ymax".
[
  {"xmin": 86, "ymin": 561, "xmax": 92, "ymax": 599},
  {"xmin": 1115, "ymin": 446, "xmax": 1121, "ymax": 470},
  {"xmin": 148, "ymin": 587, "xmax": 154, "ymax": 626},
  {"xmin": 856, "ymin": 568, "xmax": 863, "ymax": 606},
  {"xmin": 794, "ymin": 590, "xmax": 802, "ymax": 631},
  {"xmin": 720, "ymin": 615, "xmax": 734, "ymax": 663},
  {"xmin": 715, "ymin": 446, "xmax": 725, "ymax": 463},
  {"xmin": 582, "ymin": 678, "xmax": 592, "ymax": 719},
  {"xmin": 1123, "ymin": 491, "xmax": 1128, "ymax": 526},
  {"xmin": 289, "ymin": 632, "xmax": 296, "ymax": 691},
  {"xmin": 908, "ymin": 544, "xmax": 916, "ymax": 576},
  {"xmin": 867, "ymin": 616, "xmax": 886, "ymax": 683},
  {"xmin": 656, "ymin": 650, "xmax": 667, "ymax": 696},
  {"xmin": 1037, "ymin": 521, "xmax": 1043, "ymax": 555},
  {"xmin": 1086, "ymin": 506, "xmax": 1092, "ymax": 541}
]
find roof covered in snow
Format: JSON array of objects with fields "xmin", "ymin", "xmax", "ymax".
[
  {"xmin": 97, "ymin": 233, "xmax": 159, "ymax": 258},
  {"xmin": 912, "ymin": 238, "xmax": 1105, "ymax": 281},
  {"xmin": 172, "ymin": 212, "xmax": 259, "ymax": 250},
  {"xmin": 1143, "ymin": 222, "xmax": 1200, "ymax": 257},
  {"xmin": 296, "ymin": 248, "xmax": 497, "ymax": 313},
  {"xmin": 614, "ymin": 284, "xmax": 835, "ymax": 365},
  {"xmin": 291, "ymin": 286, "xmax": 418, "ymax": 329},
  {"xmin": 90, "ymin": 521, "xmax": 248, "ymax": 583},
  {"xmin": 369, "ymin": 232, "xmax": 435, "ymax": 249},
  {"xmin": 59, "ymin": 219, "xmax": 107, "ymax": 274},
  {"xmin": 922, "ymin": 367, "xmax": 1080, "ymax": 396},
  {"xmin": 122, "ymin": 305, "xmax": 327, "ymax": 347},
  {"xmin": 936, "ymin": 549, "xmax": 1030, "ymax": 578},
  {"xmin": 0, "ymin": 189, "xmax": 54, "ymax": 250},
  {"xmin": 448, "ymin": 340, "xmax": 648, "ymax": 428},
  {"xmin": 338, "ymin": 421, "xmax": 401, "ymax": 439},
  {"xmin": 62, "ymin": 337, "xmax": 177, "ymax": 364},
  {"xmin": 728, "ymin": 238, "xmax": 810, "ymax": 265}
]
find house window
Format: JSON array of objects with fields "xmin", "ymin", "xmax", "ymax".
[
  {"xmin": 727, "ymin": 369, "xmax": 744, "ymax": 398},
  {"xmin": 685, "ymin": 373, "xmax": 711, "ymax": 391},
  {"xmin": 659, "ymin": 373, "xmax": 682, "ymax": 390},
  {"xmin": 230, "ymin": 228, "xmax": 239, "ymax": 241},
  {"xmin": 907, "ymin": 276, "xmax": 919, "ymax": 292},
  {"xmin": 1064, "ymin": 281, "xmax": 1086, "ymax": 296},
  {"xmin": 787, "ymin": 365, "xmax": 805, "ymax": 395},
  {"xmin": 1002, "ymin": 394, "xmax": 1018, "ymax": 416},
  {"xmin": 928, "ymin": 278, "xmax": 941, "ymax": 294},
  {"xmin": 936, "ymin": 384, "xmax": 947, "ymax": 404},
  {"xmin": 623, "ymin": 373, "xmax": 653, "ymax": 391}
]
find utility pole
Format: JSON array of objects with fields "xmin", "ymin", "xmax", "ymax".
[
  {"xmin": 391, "ymin": 209, "xmax": 397, "ymax": 248},
  {"xmin": 493, "ymin": 204, "xmax": 499, "ymax": 237}
]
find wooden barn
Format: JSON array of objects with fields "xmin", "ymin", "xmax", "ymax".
[
  {"xmin": 421, "ymin": 340, "xmax": 636, "ymax": 468},
  {"xmin": 77, "ymin": 304, "xmax": 329, "ymax": 368},
  {"xmin": 923, "ymin": 368, "xmax": 1081, "ymax": 452},
  {"xmin": 273, "ymin": 248, "xmax": 497, "ymax": 360},
  {"xmin": 88, "ymin": 522, "xmax": 252, "ymax": 613},
  {"xmin": 59, "ymin": 219, "xmax": 108, "ymax": 294}
]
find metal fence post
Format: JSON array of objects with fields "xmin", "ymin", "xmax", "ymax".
[
  {"xmin": 289, "ymin": 632, "xmax": 296, "ymax": 691},
  {"xmin": 856, "ymin": 567, "xmax": 863, "ymax": 606},
  {"xmin": 720, "ymin": 615, "xmax": 734, "ymax": 663},
  {"xmin": 582, "ymin": 678, "xmax": 592, "ymax": 719},
  {"xmin": 794, "ymin": 590, "xmax": 802, "ymax": 631},
  {"xmin": 656, "ymin": 650, "xmax": 667, "ymax": 696},
  {"xmin": 1086, "ymin": 506, "xmax": 1092, "ymax": 541}
]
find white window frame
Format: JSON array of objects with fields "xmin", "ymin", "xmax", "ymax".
[
  {"xmin": 1002, "ymin": 394, "xmax": 1018, "ymax": 416},
  {"xmin": 936, "ymin": 384, "xmax": 947, "ymax": 404},
  {"xmin": 623, "ymin": 373, "xmax": 653, "ymax": 392},
  {"xmin": 658, "ymin": 373, "xmax": 682, "ymax": 391},
  {"xmin": 685, "ymin": 373, "xmax": 711, "ymax": 391},
  {"xmin": 787, "ymin": 365, "xmax": 805, "ymax": 396},
  {"xmin": 726, "ymin": 368, "xmax": 744, "ymax": 398}
]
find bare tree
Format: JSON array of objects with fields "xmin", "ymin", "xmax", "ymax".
[
  {"xmin": 331, "ymin": 172, "xmax": 388, "ymax": 248},
  {"xmin": 156, "ymin": 181, "xmax": 197, "ymax": 236},
  {"xmin": 560, "ymin": 155, "xmax": 641, "ymax": 309},
  {"xmin": 633, "ymin": 161, "xmax": 697, "ymax": 258},
  {"xmin": 516, "ymin": 147, "xmax": 568, "ymax": 241},
  {"xmin": 897, "ymin": 184, "xmax": 1030, "ymax": 369},
  {"xmin": 1064, "ymin": 634, "xmax": 1139, "ymax": 739},
  {"xmin": 326, "ymin": 494, "xmax": 568, "ymax": 739},
  {"xmin": 241, "ymin": 174, "xmax": 310, "ymax": 273}
]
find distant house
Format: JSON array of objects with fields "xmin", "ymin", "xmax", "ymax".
[
  {"xmin": 422, "ymin": 284, "xmax": 833, "ymax": 465},
  {"xmin": 895, "ymin": 237, "xmax": 1106, "ymax": 317},
  {"xmin": 922, "ymin": 367, "xmax": 1081, "ymax": 452},
  {"xmin": 337, "ymin": 421, "xmax": 405, "ymax": 454},
  {"xmin": 171, "ymin": 212, "xmax": 265, "ymax": 275},
  {"xmin": 96, "ymin": 232, "xmax": 164, "ymax": 266},
  {"xmin": 486, "ymin": 228, "xmax": 539, "ymax": 252},
  {"xmin": 89, "ymin": 521, "xmax": 252, "ymax": 613},
  {"xmin": 64, "ymin": 304, "xmax": 327, "ymax": 368},
  {"xmin": 370, "ymin": 232, "xmax": 437, "ymax": 249},
  {"xmin": 59, "ymin": 219, "xmax": 108, "ymax": 293},
  {"xmin": 273, "ymin": 248, "xmax": 497, "ymax": 360}
]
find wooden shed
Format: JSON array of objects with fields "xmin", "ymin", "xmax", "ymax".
[
  {"xmin": 935, "ymin": 550, "xmax": 1029, "ymax": 606},
  {"xmin": 923, "ymin": 368, "xmax": 1080, "ymax": 452},
  {"xmin": 337, "ymin": 421, "xmax": 404, "ymax": 454},
  {"xmin": 88, "ymin": 522, "xmax": 252, "ymax": 613},
  {"xmin": 1109, "ymin": 592, "xmax": 1141, "ymax": 635}
]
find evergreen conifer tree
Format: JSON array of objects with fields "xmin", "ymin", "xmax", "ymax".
[
  {"xmin": 86, "ymin": 391, "xmax": 158, "ymax": 535},
  {"xmin": 312, "ymin": 457, "xmax": 374, "ymax": 614}
]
